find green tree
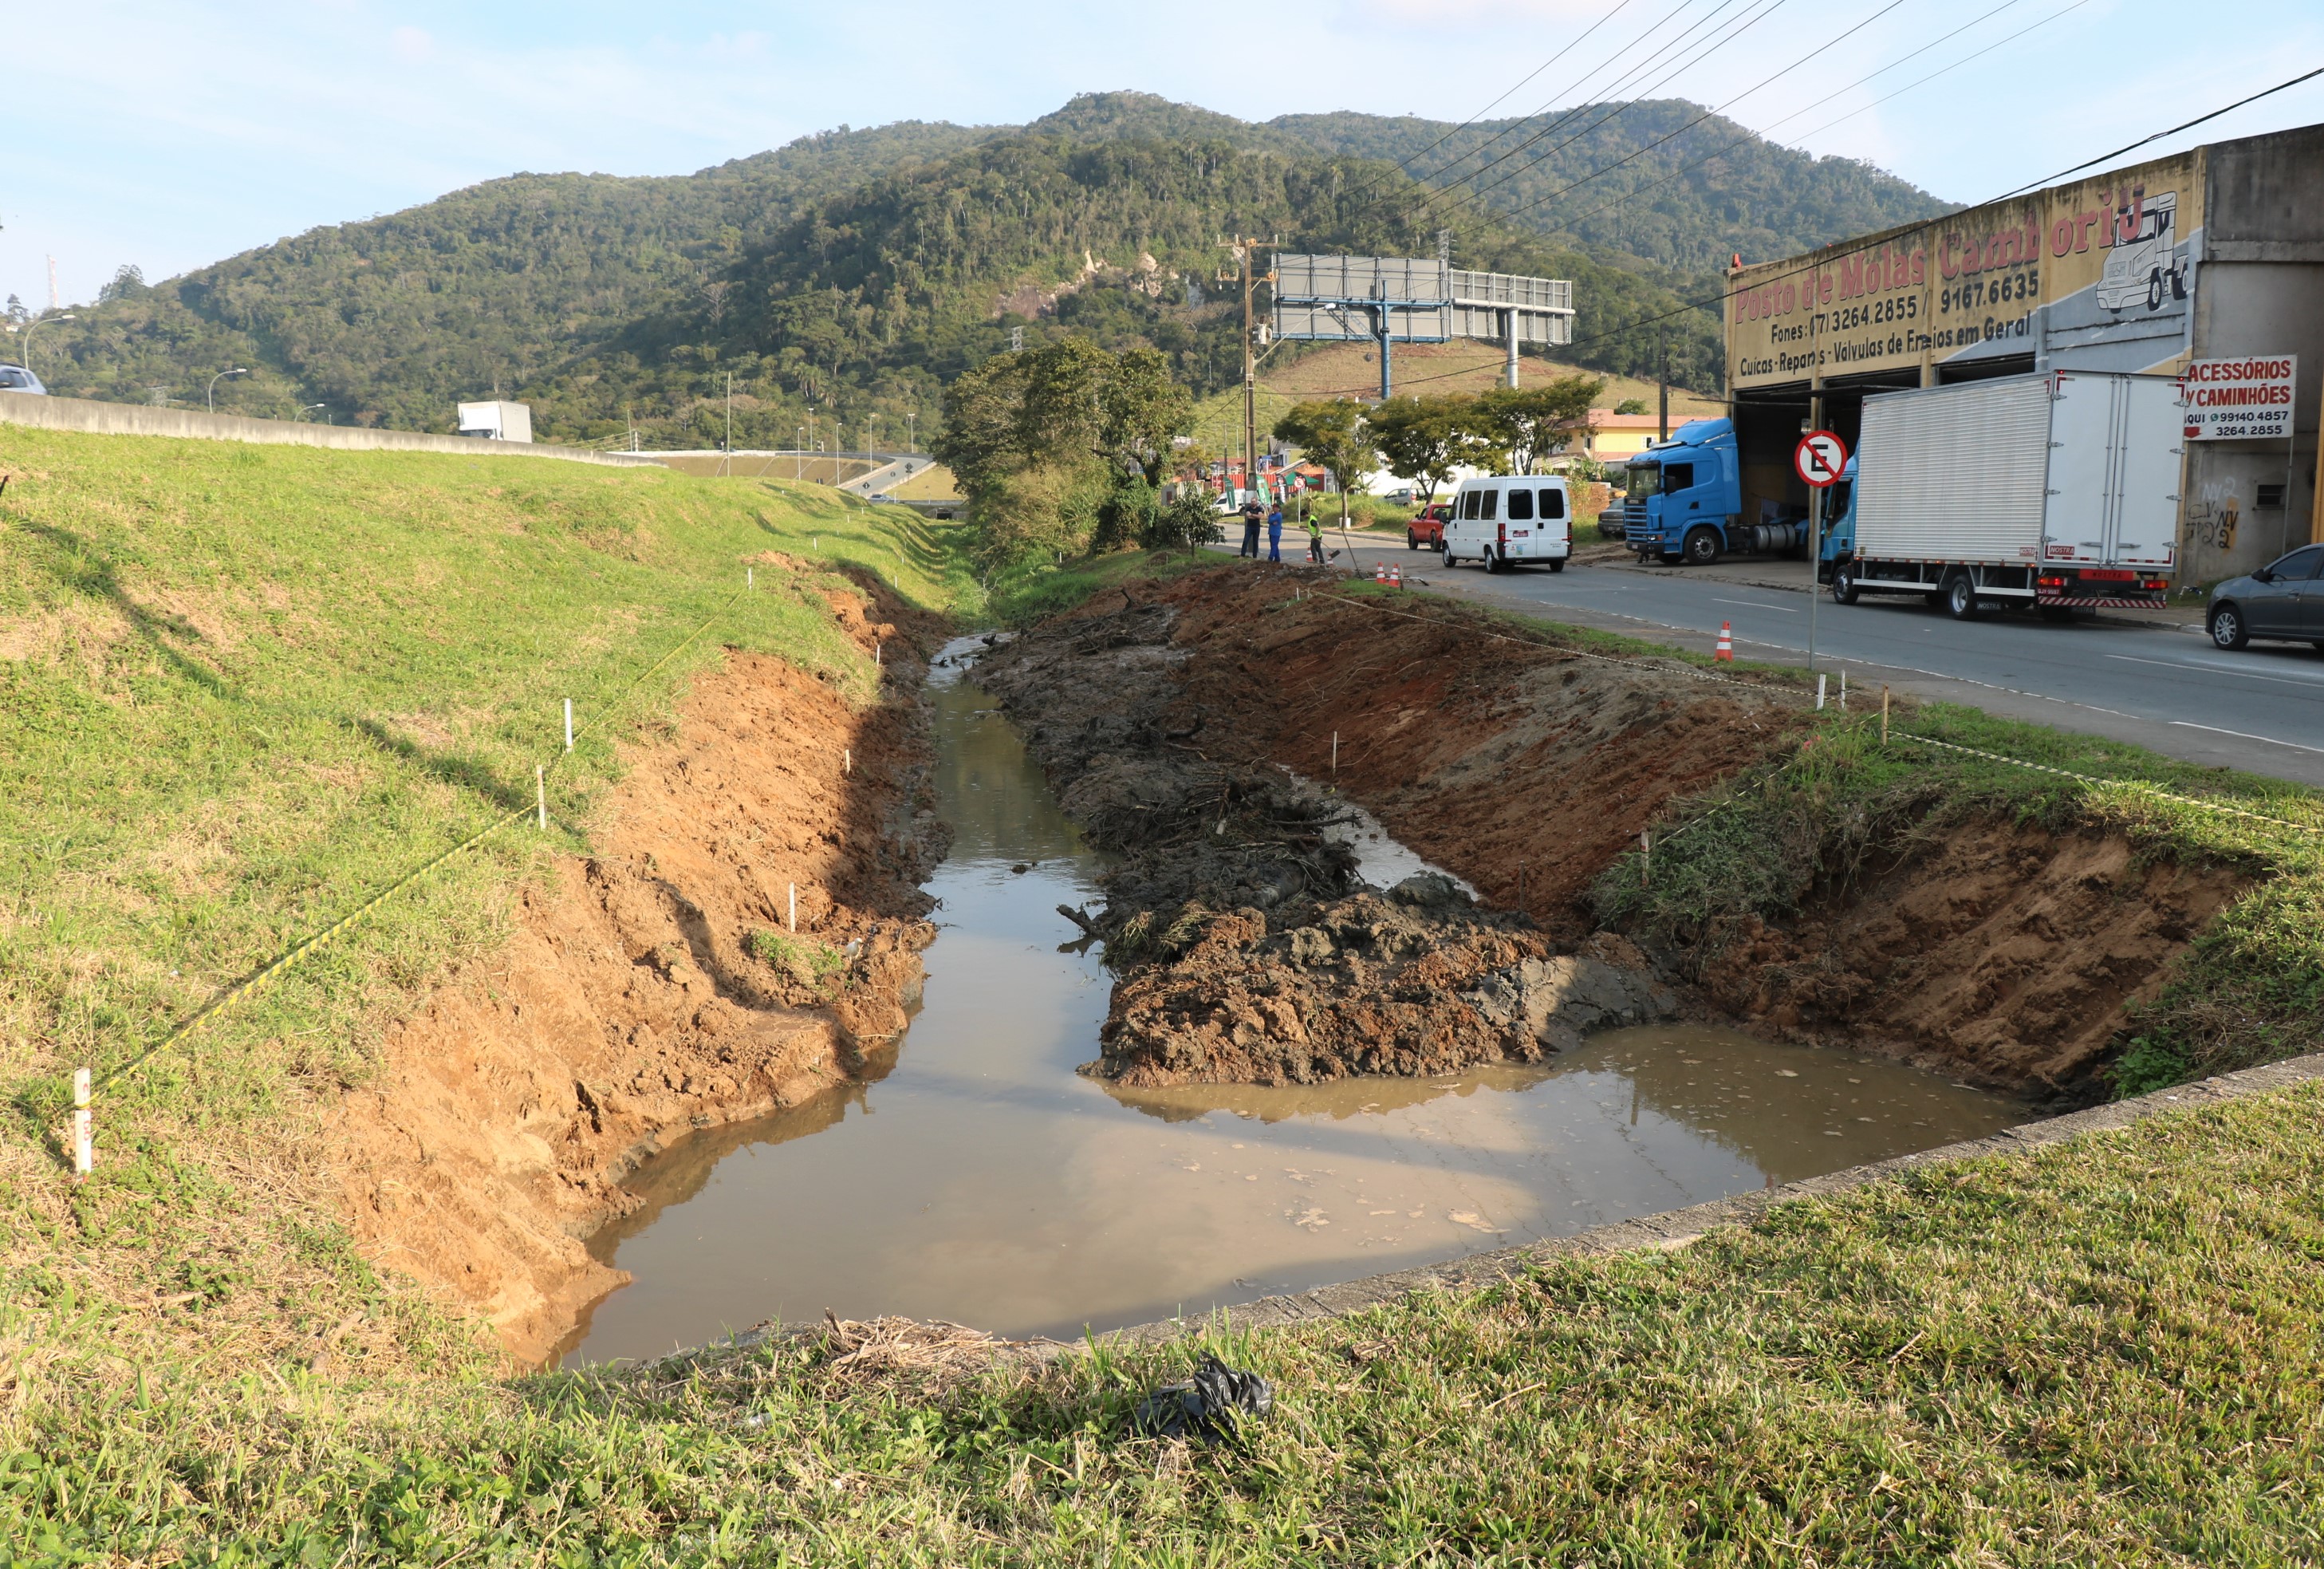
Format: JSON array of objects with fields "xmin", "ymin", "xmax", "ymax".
[
  {"xmin": 1273, "ymin": 399, "xmax": 1379, "ymax": 528},
  {"xmin": 1614, "ymin": 397, "xmax": 1648, "ymax": 415},
  {"xmin": 1367, "ymin": 393, "xmax": 1495, "ymax": 500},
  {"xmin": 1470, "ymin": 374, "xmax": 1605, "ymax": 474}
]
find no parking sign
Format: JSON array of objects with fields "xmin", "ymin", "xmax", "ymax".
[{"xmin": 1794, "ymin": 430, "xmax": 1848, "ymax": 488}]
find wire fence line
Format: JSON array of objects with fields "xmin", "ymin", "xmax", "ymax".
[{"xmin": 90, "ymin": 581, "xmax": 754, "ymax": 1102}]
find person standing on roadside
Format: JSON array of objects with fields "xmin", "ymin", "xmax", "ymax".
[
  {"xmin": 1239, "ymin": 487, "xmax": 1265, "ymax": 558},
  {"xmin": 1266, "ymin": 495, "xmax": 1284, "ymax": 562},
  {"xmin": 1304, "ymin": 499, "xmax": 1325, "ymax": 564}
]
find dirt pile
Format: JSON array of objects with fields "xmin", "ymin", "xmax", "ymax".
[
  {"xmin": 1691, "ymin": 819, "xmax": 2248, "ymax": 1090},
  {"xmin": 974, "ymin": 576, "xmax": 1735, "ymax": 1085},
  {"xmin": 329, "ymin": 574, "xmax": 948, "ymax": 1364}
]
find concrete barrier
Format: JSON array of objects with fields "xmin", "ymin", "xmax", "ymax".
[{"xmin": 0, "ymin": 392, "xmax": 664, "ymax": 468}]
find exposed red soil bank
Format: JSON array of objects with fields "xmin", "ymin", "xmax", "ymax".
[
  {"xmin": 328, "ymin": 578, "xmax": 946, "ymax": 1365},
  {"xmin": 1696, "ymin": 821, "xmax": 2247, "ymax": 1089}
]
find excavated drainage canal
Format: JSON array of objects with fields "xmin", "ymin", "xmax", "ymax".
[{"xmin": 562, "ymin": 646, "xmax": 2023, "ymax": 1363}]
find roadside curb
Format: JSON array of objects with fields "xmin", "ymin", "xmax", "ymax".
[{"xmin": 1095, "ymin": 1051, "xmax": 2324, "ymax": 1348}]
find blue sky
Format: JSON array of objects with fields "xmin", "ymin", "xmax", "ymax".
[{"xmin": 7, "ymin": 0, "xmax": 2323, "ymax": 311}]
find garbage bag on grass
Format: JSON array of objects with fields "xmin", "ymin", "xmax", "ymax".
[{"xmin": 1131, "ymin": 1353, "xmax": 1273, "ymax": 1442}]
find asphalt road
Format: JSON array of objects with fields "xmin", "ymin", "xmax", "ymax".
[{"xmin": 1250, "ymin": 531, "xmax": 2324, "ymax": 788}]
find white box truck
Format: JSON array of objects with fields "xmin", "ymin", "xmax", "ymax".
[
  {"xmin": 1822, "ymin": 370, "xmax": 2180, "ymax": 620},
  {"xmin": 455, "ymin": 400, "xmax": 533, "ymax": 443}
]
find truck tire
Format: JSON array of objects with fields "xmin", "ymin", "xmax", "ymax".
[
  {"xmin": 1406, "ymin": 532, "xmax": 1420, "ymax": 550},
  {"xmin": 1442, "ymin": 543, "xmax": 1457, "ymax": 569},
  {"xmin": 2208, "ymin": 603, "xmax": 2249, "ymax": 650},
  {"xmin": 1483, "ymin": 546, "xmax": 1505, "ymax": 574},
  {"xmin": 1682, "ymin": 526, "xmax": 1722, "ymax": 566},
  {"xmin": 1943, "ymin": 570, "xmax": 1981, "ymax": 621},
  {"xmin": 1547, "ymin": 558, "xmax": 1566, "ymax": 573},
  {"xmin": 1831, "ymin": 561, "xmax": 1860, "ymax": 605}
]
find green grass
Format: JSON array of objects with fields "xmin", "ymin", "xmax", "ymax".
[
  {"xmin": 747, "ymin": 929, "xmax": 849, "ymax": 984},
  {"xmin": 984, "ymin": 546, "xmax": 1224, "ymax": 626},
  {"xmin": 1589, "ymin": 697, "xmax": 2324, "ymax": 1094},
  {"xmin": 0, "ymin": 428, "xmax": 975, "ymax": 1379},
  {"xmin": 5, "ymin": 1078, "xmax": 2319, "ymax": 1562},
  {"xmin": 9, "ymin": 488, "xmax": 2324, "ymax": 1563}
]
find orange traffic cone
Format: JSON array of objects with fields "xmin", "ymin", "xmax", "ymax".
[
  {"xmin": 1374, "ymin": 561, "xmax": 1386, "ymax": 583},
  {"xmin": 1389, "ymin": 562, "xmax": 1403, "ymax": 588},
  {"xmin": 1715, "ymin": 621, "xmax": 1735, "ymax": 661}
]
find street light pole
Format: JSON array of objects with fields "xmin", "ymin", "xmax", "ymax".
[
  {"xmin": 301, "ymin": 402, "xmax": 328, "ymax": 423},
  {"xmin": 207, "ymin": 366, "xmax": 248, "ymax": 413},
  {"xmin": 18, "ymin": 312, "xmax": 77, "ymax": 373},
  {"xmin": 907, "ymin": 411, "xmax": 916, "ymax": 455},
  {"xmin": 796, "ymin": 426, "xmax": 804, "ymax": 481}
]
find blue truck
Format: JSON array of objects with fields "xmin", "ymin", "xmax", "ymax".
[{"xmin": 1614, "ymin": 418, "xmax": 1810, "ymax": 564}]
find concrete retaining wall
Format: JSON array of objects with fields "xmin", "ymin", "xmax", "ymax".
[{"xmin": 0, "ymin": 392, "xmax": 664, "ymax": 468}]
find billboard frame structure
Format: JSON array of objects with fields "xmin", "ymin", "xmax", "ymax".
[{"xmin": 1272, "ymin": 254, "xmax": 1575, "ymax": 397}]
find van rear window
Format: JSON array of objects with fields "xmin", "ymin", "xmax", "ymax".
[
  {"xmin": 1538, "ymin": 487, "xmax": 1565, "ymax": 519},
  {"xmin": 1507, "ymin": 488, "xmax": 1533, "ymax": 521}
]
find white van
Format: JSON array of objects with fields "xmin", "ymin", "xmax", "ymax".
[{"xmin": 1440, "ymin": 475, "xmax": 1571, "ymax": 573}]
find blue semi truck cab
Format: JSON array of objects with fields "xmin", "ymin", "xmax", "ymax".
[{"xmin": 1617, "ymin": 418, "xmax": 1810, "ymax": 565}]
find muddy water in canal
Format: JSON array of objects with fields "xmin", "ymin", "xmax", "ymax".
[{"xmin": 563, "ymin": 649, "xmax": 2023, "ymax": 1363}]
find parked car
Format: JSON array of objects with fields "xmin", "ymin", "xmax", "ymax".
[
  {"xmin": 1407, "ymin": 502, "xmax": 1452, "ymax": 550},
  {"xmin": 2206, "ymin": 544, "xmax": 2324, "ymax": 650},
  {"xmin": 0, "ymin": 363, "xmax": 47, "ymax": 394},
  {"xmin": 1440, "ymin": 475, "xmax": 1571, "ymax": 574}
]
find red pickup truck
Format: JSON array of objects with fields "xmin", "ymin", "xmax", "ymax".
[{"xmin": 1407, "ymin": 503, "xmax": 1452, "ymax": 550}]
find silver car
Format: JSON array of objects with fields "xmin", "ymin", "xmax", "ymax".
[
  {"xmin": 0, "ymin": 363, "xmax": 46, "ymax": 394},
  {"xmin": 2207, "ymin": 543, "xmax": 2324, "ymax": 650}
]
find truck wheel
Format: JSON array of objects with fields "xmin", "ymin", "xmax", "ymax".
[
  {"xmin": 1483, "ymin": 547, "xmax": 1504, "ymax": 574},
  {"xmin": 1831, "ymin": 562, "xmax": 1860, "ymax": 605},
  {"xmin": 1682, "ymin": 526, "xmax": 1722, "ymax": 566},
  {"xmin": 1943, "ymin": 570, "xmax": 1982, "ymax": 621},
  {"xmin": 1406, "ymin": 532, "xmax": 1420, "ymax": 550},
  {"xmin": 1441, "ymin": 544, "xmax": 1456, "ymax": 570},
  {"xmin": 2147, "ymin": 268, "xmax": 2164, "ymax": 311},
  {"xmin": 1547, "ymin": 558, "xmax": 1566, "ymax": 574},
  {"xmin": 2208, "ymin": 603, "xmax": 2248, "ymax": 650}
]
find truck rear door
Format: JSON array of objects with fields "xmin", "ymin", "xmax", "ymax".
[
  {"xmin": 2110, "ymin": 376, "xmax": 2180, "ymax": 570},
  {"xmin": 2046, "ymin": 373, "xmax": 2180, "ymax": 570}
]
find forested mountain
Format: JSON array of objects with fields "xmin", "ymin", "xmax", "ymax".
[
  {"xmin": 26, "ymin": 92, "xmax": 1950, "ymax": 447},
  {"xmin": 1270, "ymin": 102, "xmax": 1952, "ymax": 274}
]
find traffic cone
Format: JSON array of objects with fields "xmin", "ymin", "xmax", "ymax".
[
  {"xmin": 1715, "ymin": 621, "xmax": 1735, "ymax": 661},
  {"xmin": 1389, "ymin": 562, "xmax": 1403, "ymax": 588},
  {"xmin": 1374, "ymin": 561, "xmax": 1386, "ymax": 584}
]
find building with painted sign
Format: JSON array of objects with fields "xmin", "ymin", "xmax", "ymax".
[{"xmin": 1724, "ymin": 123, "xmax": 2324, "ymax": 582}]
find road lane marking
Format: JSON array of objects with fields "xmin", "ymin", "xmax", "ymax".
[
  {"xmin": 1711, "ymin": 597, "xmax": 1800, "ymax": 614},
  {"xmin": 2105, "ymin": 652, "xmax": 2324, "ymax": 691},
  {"xmin": 2168, "ymin": 721, "xmax": 2324, "ymax": 756}
]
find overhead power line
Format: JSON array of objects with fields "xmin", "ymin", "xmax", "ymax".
[
  {"xmin": 1381, "ymin": 0, "xmax": 1789, "ymax": 230},
  {"xmin": 1370, "ymin": 64, "xmax": 2324, "ymax": 393},
  {"xmin": 1517, "ymin": 0, "xmax": 2082, "ymax": 250},
  {"xmin": 1402, "ymin": 0, "xmax": 1916, "ymax": 234},
  {"xmin": 1332, "ymin": 0, "xmax": 1650, "ymax": 211}
]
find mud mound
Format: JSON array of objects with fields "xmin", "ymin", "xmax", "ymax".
[
  {"xmin": 331, "ymin": 583, "xmax": 951, "ymax": 1363},
  {"xmin": 977, "ymin": 581, "xmax": 1702, "ymax": 1086},
  {"xmin": 1694, "ymin": 820, "xmax": 2247, "ymax": 1090},
  {"xmin": 1101, "ymin": 893, "xmax": 1675, "ymax": 1087}
]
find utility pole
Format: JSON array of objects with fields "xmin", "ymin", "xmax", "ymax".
[
  {"xmin": 722, "ymin": 372, "xmax": 734, "ymax": 475},
  {"xmin": 1225, "ymin": 235, "xmax": 1274, "ymax": 505},
  {"xmin": 1657, "ymin": 322, "xmax": 1669, "ymax": 442}
]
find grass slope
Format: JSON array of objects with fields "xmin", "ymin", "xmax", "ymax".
[
  {"xmin": 6, "ymin": 1079, "xmax": 2318, "ymax": 1561},
  {"xmin": 0, "ymin": 429, "xmax": 974, "ymax": 1383}
]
